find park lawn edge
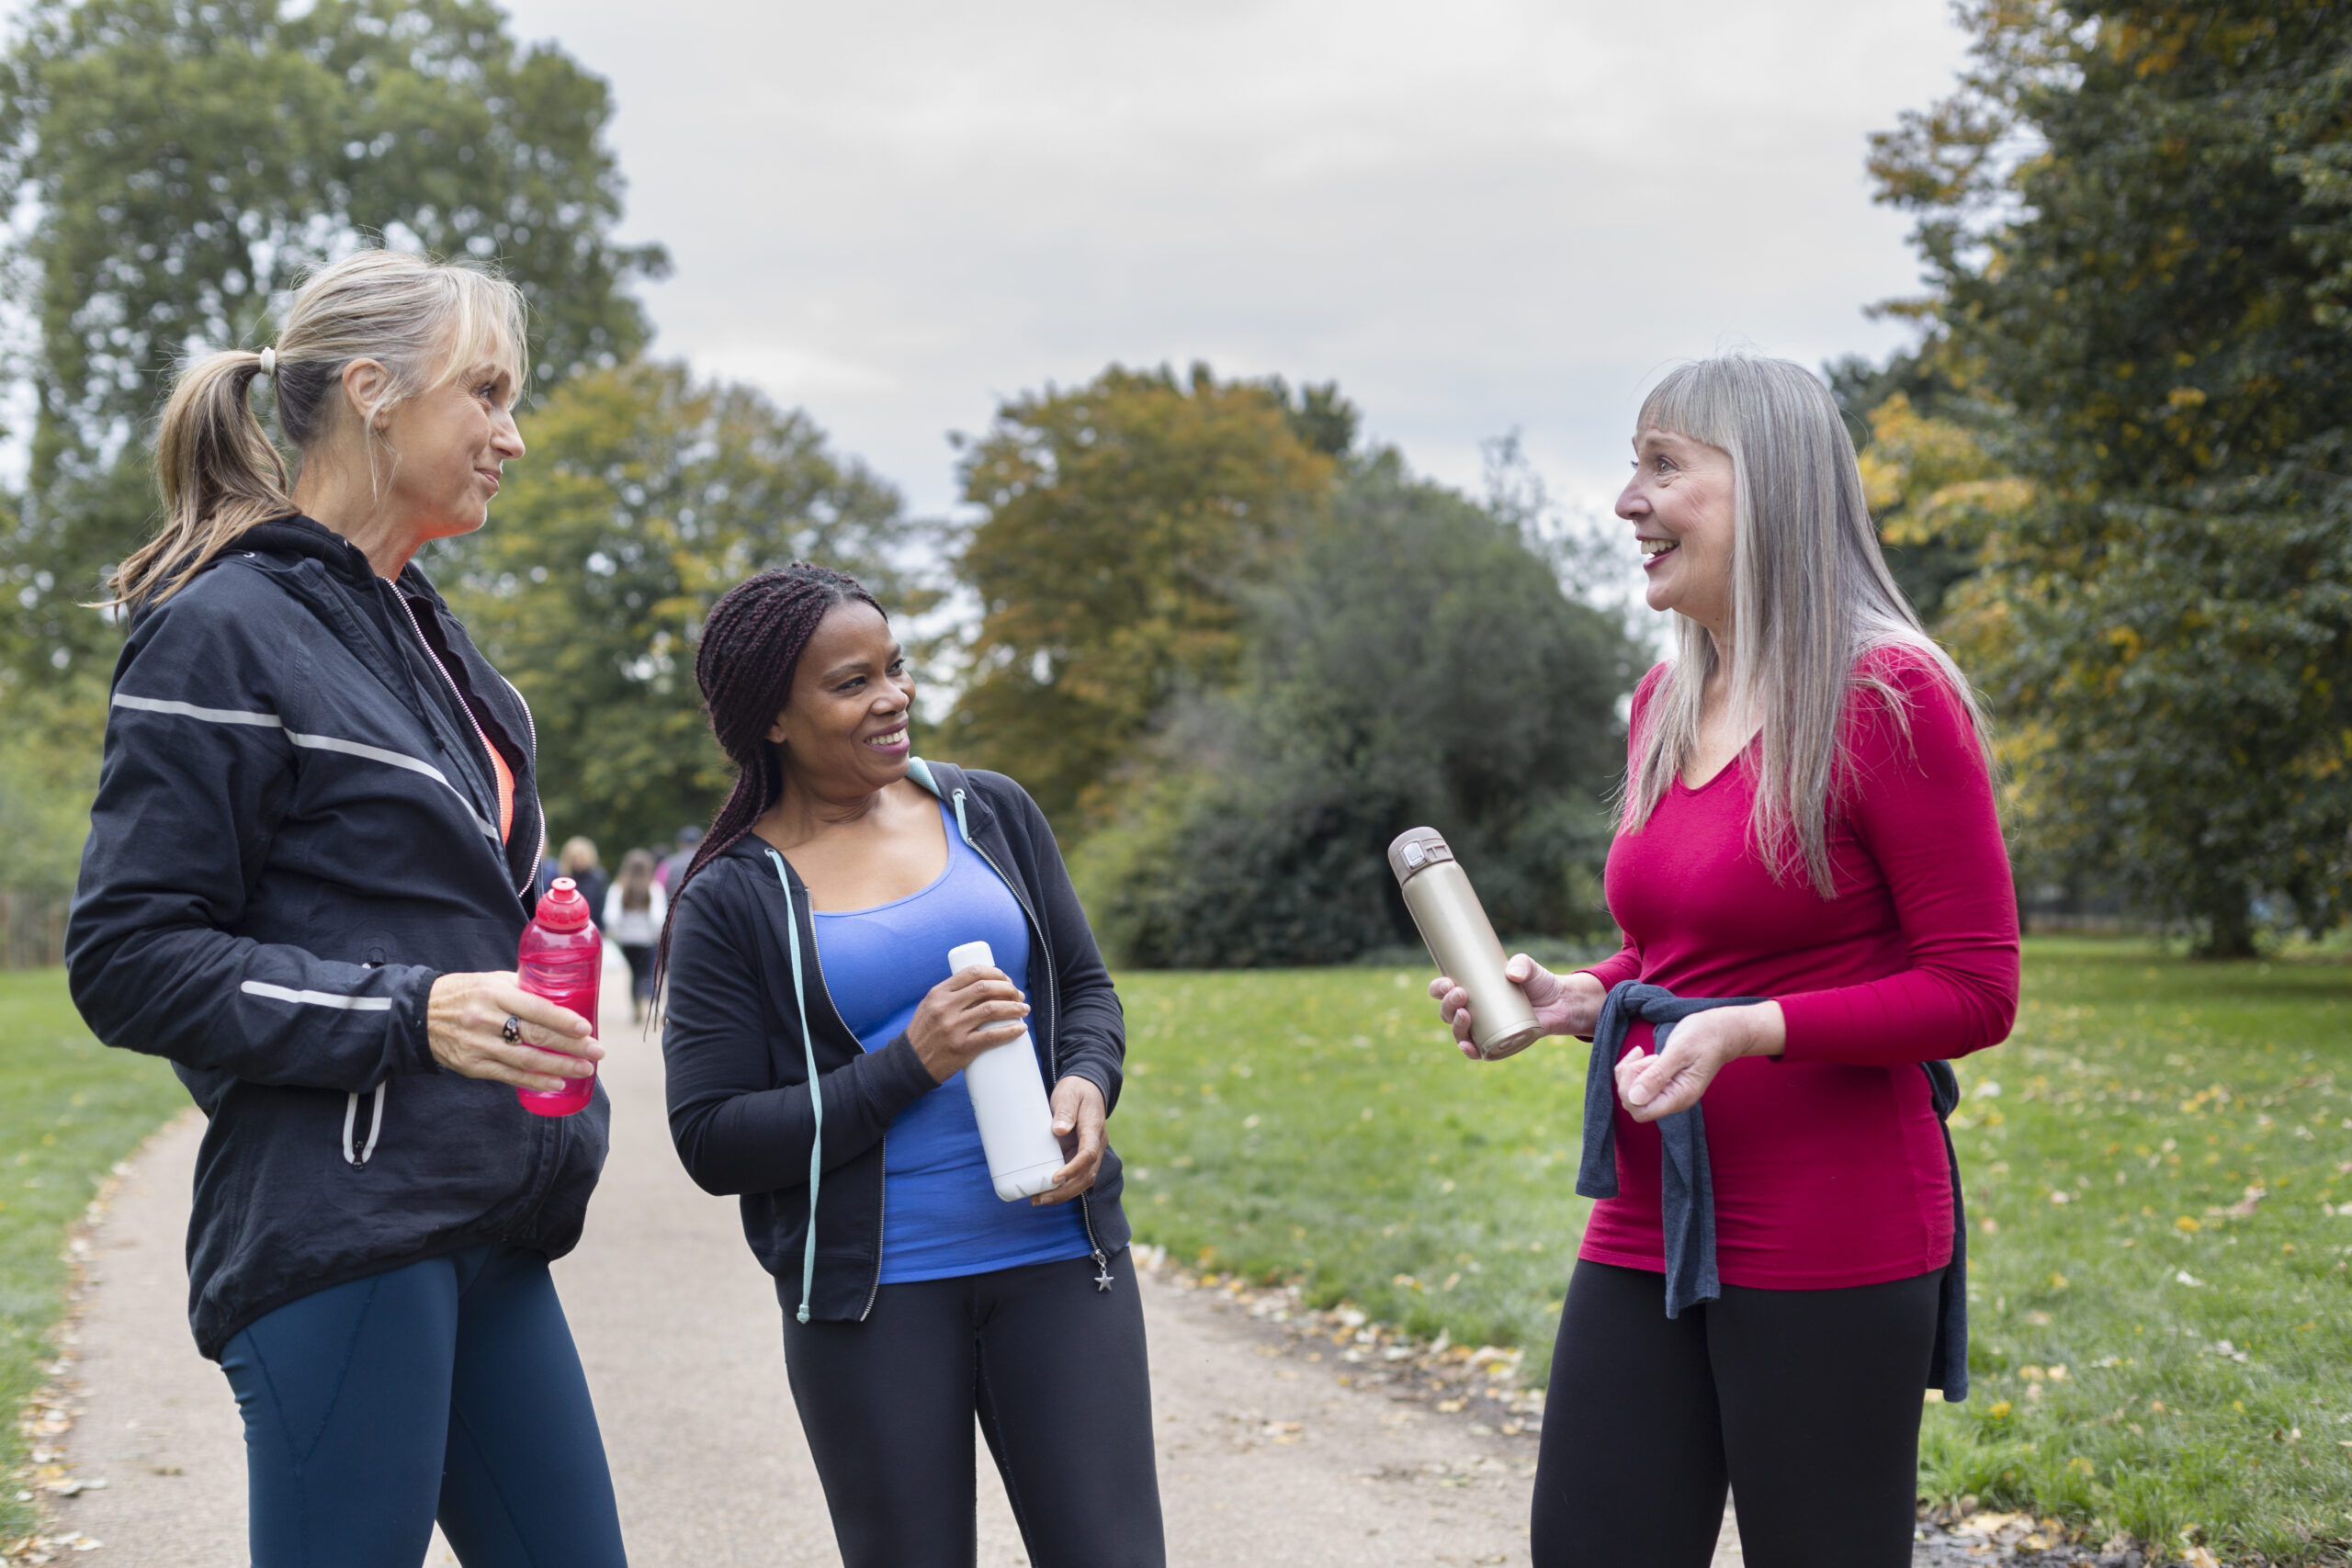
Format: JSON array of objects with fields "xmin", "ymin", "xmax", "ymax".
[{"xmin": 0, "ymin": 971, "xmax": 190, "ymax": 1545}]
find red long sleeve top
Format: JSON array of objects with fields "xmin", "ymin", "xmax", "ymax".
[{"xmin": 1577, "ymin": 647, "xmax": 2018, "ymax": 1289}]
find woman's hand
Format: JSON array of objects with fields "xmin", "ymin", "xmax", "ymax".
[
  {"xmin": 427, "ymin": 972, "xmax": 603, "ymax": 1091},
  {"xmin": 1031, "ymin": 1075, "xmax": 1107, "ymax": 1206},
  {"xmin": 909, "ymin": 966, "xmax": 1032, "ymax": 1084},
  {"xmin": 1428, "ymin": 957, "xmax": 1605, "ymax": 1060},
  {"xmin": 1612, "ymin": 1001, "xmax": 1786, "ymax": 1122}
]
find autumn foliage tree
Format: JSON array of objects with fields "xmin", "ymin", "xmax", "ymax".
[
  {"xmin": 1871, "ymin": 0, "xmax": 2352, "ymax": 953},
  {"xmin": 941, "ymin": 364, "xmax": 1342, "ymax": 831}
]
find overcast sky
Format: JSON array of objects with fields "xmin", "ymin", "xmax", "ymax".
[{"xmin": 503, "ymin": 2, "xmax": 1968, "ymax": 522}]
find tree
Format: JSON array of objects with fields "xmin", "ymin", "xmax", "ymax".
[
  {"xmin": 432, "ymin": 359, "xmax": 926, "ymax": 857},
  {"xmin": 1871, "ymin": 1, "xmax": 2352, "ymax": 953},
  {"xmin": 1824, "ymin": 352, "xmax": 2022, "ymax": 626},
  {"xmin": 0, "ymin": 0, "xmax": 668, "ymax": 683},
  {"xmin": 1073, "ymin": 451, "xmax": 1640, "ymax": 967},
  {"xmin": 940, "ymin": 364, "xmax": 1341, "ymax": 833}
]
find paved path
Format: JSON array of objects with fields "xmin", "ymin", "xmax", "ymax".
[{"xmin": 41, "ymin": 956, "xmax": 1746, "ymax": 1565}]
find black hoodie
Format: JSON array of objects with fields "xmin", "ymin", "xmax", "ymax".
[
  {"xmin": 66, "ymin": 517, "xmax": 609, "ymax": 1359},
  {"xmin": 660, "ymin": 759, "xmax": 1131, "ymax": 1322}
]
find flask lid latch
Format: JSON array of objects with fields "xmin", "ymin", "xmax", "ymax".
[{"xmin": 1385, "ymin": 827, "xmax": 1455, "ymax": 886}]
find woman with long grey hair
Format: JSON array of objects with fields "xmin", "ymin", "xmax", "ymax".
[{"xmin": 1430, "ymin": 354, "xmax": 2018, "ymax": 1566}]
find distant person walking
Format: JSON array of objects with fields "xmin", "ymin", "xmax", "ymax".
[
  {"xmin": 65, "ymin": 250, "xmax": 625, "ymax": 1568},
  {"xmin": 560, "ymin": 835, "xmax": 610, "ymax": 919},
  {"xmin": 605, "ymin": 849, "xmax": 665, "ymax": 1023},
  {"xmin": 1430, "ymin": 355, "xmax": 2018, "ymax": 1568},
  {"xmin": 652, "ymin": 824, "xmax": 700, "ymax": 892},
  {"xmin": 659, "ymin": 566, "xmax": 1164, "ymax": 1568}
]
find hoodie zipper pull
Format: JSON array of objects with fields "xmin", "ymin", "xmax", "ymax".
[{"xmin": 1091, "ymin": 1247, "xmax": 1114, "ymax": 1293}]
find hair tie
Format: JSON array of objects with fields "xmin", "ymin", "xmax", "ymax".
[{"xmin": 256, "ymin": 346, "xmax": 276, "ymax": 378}]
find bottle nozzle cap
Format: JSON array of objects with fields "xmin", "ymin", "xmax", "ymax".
[
  {"xmin": 948, "ymin": 940, "xmax": 997, "ymax": 974},
  {"xmin": 537, "ymin": 875, "xmax": 593, "ymax": 932}
]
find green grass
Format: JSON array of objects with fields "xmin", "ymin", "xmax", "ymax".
[
  {"xmin": 1114, "ymin": 941, "xmax": 2352, "ymax": 1565},
  {"xmin": 1918, "ymin": 941, "xmax": 2352, "ymax": 1564},
  {"xmin": 0, "ymin": 969, "xmax": 189, "ymax": 1539},
  {"xmin": 1116, "ymin": 966, "xmax": 1589, "ymax": 1364}
]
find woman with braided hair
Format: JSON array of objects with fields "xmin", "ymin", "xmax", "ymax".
[{"xmin": 658, "ymin": 566, "xmax": 1165, "ymax": 1568}]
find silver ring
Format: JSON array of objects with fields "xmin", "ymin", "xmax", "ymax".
[{"xmin": 501, "ymin": 1014, "xmax": 523, "ymax": 1043}]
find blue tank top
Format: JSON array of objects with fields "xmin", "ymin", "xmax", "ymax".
[{"xmin": 812, "ymin": 801, "xmax": 1093, "ymax": 1283}]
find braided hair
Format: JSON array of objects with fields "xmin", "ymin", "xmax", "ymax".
[{"xmin": 654, "ymin": 564, "xmax": 885, "ymax": 989}]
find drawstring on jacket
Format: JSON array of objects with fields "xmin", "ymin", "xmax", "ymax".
[
  {"xmin": 342, "ymin": 1081, "xmax": 386, "ymax": 1168},
  {"xmin": 766, "ymin": 850, "xmax": 824, "ymax": 1323}
]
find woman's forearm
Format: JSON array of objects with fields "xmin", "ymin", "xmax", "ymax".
[{"xmin": 668, "ymin": 1037, "xmax": 934, "ymax": 1196}]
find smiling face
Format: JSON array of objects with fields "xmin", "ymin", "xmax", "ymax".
[
  {"xmin": 765, "ymin": 600, "xmax": 916, "ymax": 796},
  {"xmin": 1616, "ymin": 426, "xmax": 1738, "ymax": 635},
  {"xmin": 372, "ymin": 355, "xmax": 524, "ymax": 543}
]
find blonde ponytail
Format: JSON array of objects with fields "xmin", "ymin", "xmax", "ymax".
[
  {"xmin": 113, "ymin": 351, "xmax": 293, "ymax": 609},
  {"xmin": 110, "ymin": 249, "xmax": 528, "ymax": 611}
]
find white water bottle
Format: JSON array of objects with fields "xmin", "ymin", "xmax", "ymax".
[{"xmin": 948, "ymin": 941, "xmax": 1067, "ymax": 1201}]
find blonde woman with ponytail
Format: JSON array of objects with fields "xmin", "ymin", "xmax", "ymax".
[
  {"xmin": 67, "ymin": 250, "xmax": 626, "ymax": 1568},
  {"xmin": 1430, "ymin": 355, "xmax": 2019, "ymax": 1568}
]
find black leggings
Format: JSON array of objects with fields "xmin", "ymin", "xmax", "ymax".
[
  {"xmin": 1532, "ymin": 1258, "xmax": 1941, "ymax": 1568},
  {"xmin": 781, "ymin": 1247, "xmax": 1166, "ymax": 1568}
]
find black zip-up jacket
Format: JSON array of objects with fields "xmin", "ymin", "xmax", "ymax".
[
  {"xmin": 66, "ymin": 517, "xmax": 609, "ymax": 1359},
  {"xmin": 661, "ymin": 760, "xmax": 1130, "ymax": 1321}
]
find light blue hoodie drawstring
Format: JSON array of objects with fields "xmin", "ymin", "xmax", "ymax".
[{"xmin": 765, "ymin": 849, "xmax": 822, "ymax": 1324}]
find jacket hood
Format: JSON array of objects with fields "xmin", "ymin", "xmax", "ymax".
[
  {"xmin": 224, "ymin": 514, "xmax": 450, "ymax": 603},
  {"xmin": 237, "ymin": 514, "xmax": 376, "ymax": 581},
  {"xmin": 710, "ymin": 758, "xmax": 973, "ymax": 875}
]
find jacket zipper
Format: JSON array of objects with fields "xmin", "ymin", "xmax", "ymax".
[
  {"xmin": 860, "ymin": 1138, "xmax": 888, "ymax": 1322},
  {"xmin": 770, "ymin": 861, "xmax": 892, "ymax": 1323},
  {"xmin": 500, "ymin": 671, "xmax": 537, "ymax": 763},
  {"xmin": 389, "ymin": 588, "xmax": 531, "ymax": 902},
  {"xmin": 803, "ymin": 908, "xmax": 890, "ymax": 1324},
  {"xmin": 498, "ymin": 670, "xmax": 542, "ymax": 869},
  {"xmin": 949, "ymin": 788, "xmax": 1111, "ymax": 1280}
]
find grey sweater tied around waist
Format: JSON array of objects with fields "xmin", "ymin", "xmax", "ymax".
[{"xmin": 1575, "ymin": 978, "xmax": 1971, "ymax": 1400}]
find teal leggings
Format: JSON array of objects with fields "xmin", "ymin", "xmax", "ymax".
[{"xmin": 220, "ymin": 1245, "xmax": 626, "ymax": 1568}]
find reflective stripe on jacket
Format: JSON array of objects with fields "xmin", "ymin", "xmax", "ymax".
[{"xmin": 67, "ymin": 516, "xmax": 609, "ymax": 1359}]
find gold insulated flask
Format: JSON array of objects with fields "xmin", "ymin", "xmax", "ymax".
[{"xmin": 1386, "ymin": 827, "xmax": 1544, "ymax": 1060}]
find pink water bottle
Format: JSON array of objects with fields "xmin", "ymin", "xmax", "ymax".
[{"xmin": 515, "ymin": 876, "xmax": 600, "ymax": 1117}]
